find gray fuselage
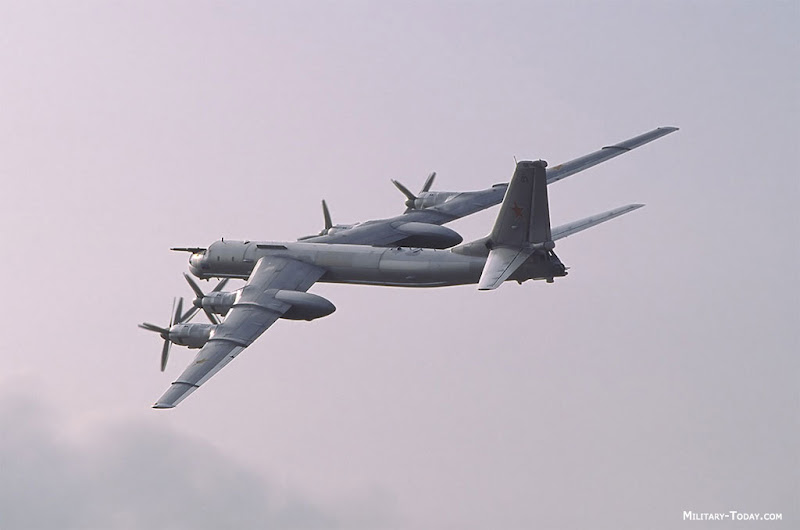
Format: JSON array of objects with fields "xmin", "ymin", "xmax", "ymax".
[
  {"xmin": 190, "ymin": 240, "xmax": 486, "ymax": 287},
  {"xmin": 189, "ymin": 239, "xmax": 565, "ymax": 287}
]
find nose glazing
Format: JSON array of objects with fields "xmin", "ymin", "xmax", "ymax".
[{"xmin": 189, "ymin": 251, "xmax": 207, "ymax": 278}]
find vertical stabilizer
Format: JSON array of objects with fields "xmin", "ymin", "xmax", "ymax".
[
  {"xmin": 479, "ymin": 160, "xmax": 553, "ymax": 290},
  {"xmin": 489, "ymin": 160, "xmax": 550, "ymax": 247}
]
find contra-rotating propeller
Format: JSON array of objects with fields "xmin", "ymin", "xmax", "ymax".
[
  {"xmin": 391, "ymin": 172, "xmax": 436, "ymax": 209},
  {"xmin": 139, "ymin": 297, "xmax": 185, "ymax": 372},
  {"xmin": 182, "ymin": 274, "xmax": 230, "ymax": 325}
]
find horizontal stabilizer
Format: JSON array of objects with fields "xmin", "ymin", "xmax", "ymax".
[
  {"xmin": 477, "ymin": 247, "xmax": 534, "ymax": 290},
  {"xmin": 551, "ymin": 204, "xmax": 644, "ymax": 241}
]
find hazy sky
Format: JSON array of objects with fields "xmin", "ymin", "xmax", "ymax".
[{"xmin": 0, "ymin": 1, "xmax": 797, "ymax": 529}]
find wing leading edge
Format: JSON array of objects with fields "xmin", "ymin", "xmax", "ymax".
[{"xmin": 153, "ymin": 257, "xmax": 325, "ymax": 409}]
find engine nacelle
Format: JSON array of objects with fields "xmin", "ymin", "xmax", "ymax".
[
  {"xmin": 275, "ymin": 290, "xmax": 336, "ymax": 321},
  {"xmin": 408, "ymin": 191, "xmax": 459, "ymax": 210},
  {"xmin": 393, "ymin": 222, "xmax": 463, "ymax": 249},
  {"xmin": 200, "ymin": 291, "xmax": 237, "ymax": 316},
  {"xmin": 298, "ymin": 223, "xmax": 357, "ymax": 240},
  {"xmin": 197, "ymin": 289, "xmax": 334, "ymax": 321},
  {"xmin": 325, "ymin": 223, "xmax": 355, "ymax": 235},
  {"xmin": 168, "ymin": 323, "xmax": 215, "ymax": 349}
]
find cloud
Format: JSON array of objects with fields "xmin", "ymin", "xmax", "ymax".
[{"xmin": 0, "ymin": 388, "xmax": 390, "ymax": 530}]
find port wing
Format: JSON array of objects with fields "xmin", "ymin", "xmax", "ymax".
[{"xmin": 546, "ymin": 127, "xmax": 678, "ymax": 185}]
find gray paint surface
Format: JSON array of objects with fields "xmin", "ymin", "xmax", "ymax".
[
  {"xmin": 0, "ymin": 2, "xmax": 797, "ymax": 529},
  {"xmin": 158, "ymin": 158, "xmax": 640, "ymax": 407}
]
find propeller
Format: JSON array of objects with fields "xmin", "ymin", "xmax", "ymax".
[
  {"xmin": 322, "ymin": 200, "xmax": 333, "ymax": 232},
  {"xmin": 391, "ymin": 172, "xmax": 436, "ymax": 209},
  {"xmin": 139, "ymin": 297, "xmax": 185, "ymax": 372},
  {"xmin": 182, "ymin": 273, "xmax": 229, "ymax": 325}
]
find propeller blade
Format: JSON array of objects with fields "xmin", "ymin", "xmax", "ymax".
[
  {"xmin": 211, "ymin": 278, "xmax": 229, "ymax": 292},
  {"xmin": 203, "ymin": 308, "xmax": 220, "ymax": 325},
  {"xmin": 160, "ymin": 339, "xmax": 171, "ymax": 372},
  {"xmin": 421, "ymin": 172, "xmax": 436, "ymax": 192},
  {"xmin": 322, "ymin": 200, "xmax": 333, "ymax": 231},
  {"xmin": 391, "ymin": 179, "xmax": 417, "ymax": 201},
  {"xmin": 169, "ymin": 298, "xmax": 177, "ymax": 327},
  {"xmin": 139, "ymin": 322, "xmax": 168, "ymax": 335},
  {"xmin": 179, "ymin": 306, "xmax": 201, "ymax": 323},
  {"xmin": 183, "ymin": 273, "xmax": 205, "ymax": 299},
  {"xmin": 174, "ymin": 298, "xmax": 184, "ymax": 324},
  {"xmin": 181, "ymin": 274, "xmax": 206, "ymax": 322}
]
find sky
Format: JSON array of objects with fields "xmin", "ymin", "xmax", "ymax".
[{"xmin": 0, "ymin": 1, "xmax": 797, "ymax": 529}]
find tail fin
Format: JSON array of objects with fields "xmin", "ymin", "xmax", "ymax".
[
  {"xmin": 479, "ymin": 160, "xmax": 553, "ymax": 290},
  {"xmin": 488, "ymin": 160, "xmax": 551, "ymax": 247}
]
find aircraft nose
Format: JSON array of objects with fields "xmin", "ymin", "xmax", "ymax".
[{"xmin": 188, "ymin": 251, "xmax": 207, "ymax": 278}]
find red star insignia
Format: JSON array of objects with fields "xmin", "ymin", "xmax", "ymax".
[{"xmin": 511, "ymin": 202, "xmax": 524, "ymax": 218}]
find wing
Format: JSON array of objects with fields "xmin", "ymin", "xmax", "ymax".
[
  {"xmin": 153, "ymin": 257, "xmax": 325, "ymax": 409},
  {"xmin": 546, "ymin": 127, "xmax": 678, "ymax": 185},
  {"xmin": 303, "ymin": 186, "xmax": 507, "ymax": 246},
  {"xmin": 302, "ymin": 127, "xmax": 676, "ymax": 246}
]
